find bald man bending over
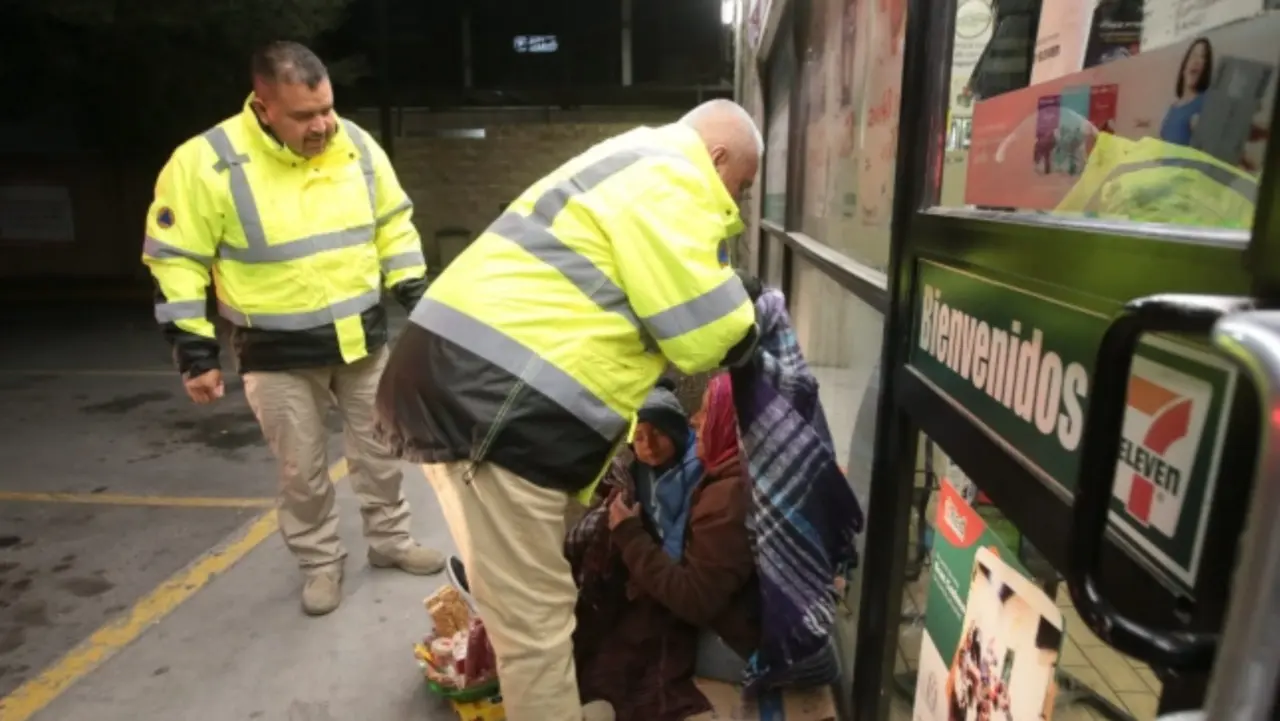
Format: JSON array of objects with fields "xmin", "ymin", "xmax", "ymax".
[{"xmin": 376, "ymin": 99, "xmax": 764, "ymax": 721}]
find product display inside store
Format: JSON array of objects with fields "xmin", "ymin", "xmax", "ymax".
[{"xmin": 942, "ymin": 0, "xmax": 1277, "ymax": 230}]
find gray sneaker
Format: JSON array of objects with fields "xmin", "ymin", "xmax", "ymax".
[{"xmin": 302, "ymin": 568, "xmax": 343, "ymax": 616}]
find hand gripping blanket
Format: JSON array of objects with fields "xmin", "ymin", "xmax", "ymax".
[{"xmin": 731, "ymin": 289, "xmax": 865, "ymax": 692}]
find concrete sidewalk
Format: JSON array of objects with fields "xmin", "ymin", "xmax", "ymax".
[{"xmin": 29, "ymin": 466, "xmax": 459, "ymax": 721}]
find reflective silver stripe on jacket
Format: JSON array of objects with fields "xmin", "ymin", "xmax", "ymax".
[
  {"xmin": 1083, "ymin": 157, "xmax": 1259, "ymax": 213},
  {"xmin": 341, "ymin": 119, "xmax": 379, "ymax": 214},
  {"xmin": 413, "ymin": 298, "xmax": 629, "ymax": 440},
  {"xmin": 155, "ymin": 299, "xmax": 208, "ymax": 324},
  {"xmin": 217, "ymin": 289, "xmax": 382, "ymax": 331},
  {"xmin": 382, "ymin": 251, "xmax": 425, "ymax": 273},
  {"xmin": 640, "ymin": 274, "xmax": 749, "ymax": 340},
  {"xmin": 343, "ymin": 122, "xmax": 424, "ymax": 267},
  {"xmin": 377, "ymin": 198, "xmax": 414, "ymax": 226},
  {"xmin": 202, "ymin": 123, "xmax": 383, "ymax": 264},
  {"xmin": 486, "ymin": 146, "xmax": 692, "ymax": 351},
  {"xmin": 143, "ymin": 235, "xmax": 213, "ymax": 267}
]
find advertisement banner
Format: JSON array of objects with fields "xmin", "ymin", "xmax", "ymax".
[
  {"xmin": 1142, "ymin": 0, "xmax": 1267, "ymax": 52},
  {"xmin": 909, "ymin": 260, "xmax": 1237, "ymax": 592},
  {"xmin": 965, "ymin": 12, "xmax": 1278, "ymax": 211},
  {"xmin": 911, "ymin": 479, "xmax": 1065, "ymax": 721}
]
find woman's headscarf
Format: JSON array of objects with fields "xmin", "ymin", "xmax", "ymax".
[{"xmin": 699, "ymin": 374, "xmax": 740, "ymax": 472}]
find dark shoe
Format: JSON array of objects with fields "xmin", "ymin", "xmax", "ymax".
[{"xmin": 446, "ymin": 555, "xmax": 470, "ymax": 594}]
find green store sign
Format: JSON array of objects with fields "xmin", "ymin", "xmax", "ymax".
[{"xmin": 909, "ymin": 260, "xmax": 1237, "ymax": 593}]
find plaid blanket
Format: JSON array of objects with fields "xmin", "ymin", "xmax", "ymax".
[{"xmin": 731, "ymin": 289, "xmax": 865, "ymax": 691}]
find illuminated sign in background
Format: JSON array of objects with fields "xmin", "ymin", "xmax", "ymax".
[{"xmin": 512, "ymin": 35, "xmax": 560, "ymax": 54}]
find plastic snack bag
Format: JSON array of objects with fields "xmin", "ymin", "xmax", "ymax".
[{"xmin": 463, "ymin": 616, "xmax": 497, "ymax": 687}]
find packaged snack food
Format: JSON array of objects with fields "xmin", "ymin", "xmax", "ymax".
[
  {"xmin": 453, "ymin": 629, "xmax": 470, "ymax": 675},
  {"xmin": 463, "ymin": 616, "xmax": 498, "ymax": 686},
  {"xmin": 430, "ymin": 637, "xmax": 455, "ymax": 669},
  {"xmin": 424, "ymin": 585, "xmax": 472, "ymax": 638}
]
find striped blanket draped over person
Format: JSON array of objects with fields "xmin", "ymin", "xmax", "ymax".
[{"xmin": 730, "ymin": 288, "xmax": 865, "ymax": 691}]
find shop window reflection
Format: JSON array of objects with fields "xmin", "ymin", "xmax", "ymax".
[
  {"xmin": 795, "ymin": 0, "xmax": 906, "ymax": 274},
  {"xmin": 937, "ymin": 0, "xmax": 1277, "ymax": 233},
  {"xmin": 763, "ymin": 27, "xmax": 793, "ymax": 227}
]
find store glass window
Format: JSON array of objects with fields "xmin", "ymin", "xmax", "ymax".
[
  {"xmin": 937, "ymin": 0, "xmax": 1278, "ymax": 232},
  {"xmin": 797, "ymin": 0, "xmax": 907, "ymax": 273},
  {"xmin": 761, "ymin": 24, "xmax": 795, "ymax": 290},
  {"xmin": 891, "ymin": 438, "xmax": 1167, "ymax": 721},
  {"xmin": 789, "ymin": 260, "xmax": 885, "ymax": 466},
  {"xmin": 739, "ymin": 59, "xmax": 768, "ymax": 277},
  {"xmin": 784, "ymin": 254, "xmax": 885, "ymax": 704},
  {"xmin": 763, "ymin": 29, "xmax": 794, "ymax": 227}
]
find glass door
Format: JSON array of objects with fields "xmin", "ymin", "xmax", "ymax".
[{"xmin": 852, "ymin": 0, "xmax": 1280, "ymax": 719}]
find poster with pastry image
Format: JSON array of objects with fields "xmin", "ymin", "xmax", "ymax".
[{"xmin": 911, "ymin": 480, "xmax": 1065, "ymax": 721}]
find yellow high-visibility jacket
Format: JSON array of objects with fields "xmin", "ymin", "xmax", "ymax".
[
  {"xmin": 142, "ymin": 97, "xmax": 426, "ymax": 376},
  {"xmin": 377, "ymin": 122, "xmax": 758, "ymax": 497},
  {"xmin": 1055, "ymin": 134, "xmax": 1256, "ymax": 229}
]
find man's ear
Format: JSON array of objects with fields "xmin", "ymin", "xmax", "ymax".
[{"xmin": 709, "ymin": 145, "xmax": 730, "ymax": 167}]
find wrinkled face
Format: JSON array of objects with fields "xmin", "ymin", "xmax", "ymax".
[
  {"xmin": 633, "ymin": 422, "xmax": 677, "ymax": 467},
  {"xmin": 255, "ymin": 78, "xmax": 337, "ymax": 158},
  {"xmin": 709, "ymin": 145, "xmax": 760, "ymax": 206}
]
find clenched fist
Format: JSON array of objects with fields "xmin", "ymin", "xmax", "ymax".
[{"xmin": 183, "ymin": 369, "xmax": 225, "ymax": 404}]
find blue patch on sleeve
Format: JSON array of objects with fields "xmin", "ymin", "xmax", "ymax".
[{"xmin": 156, "ymin": 207, "xmax": 175, "ymax": 229}]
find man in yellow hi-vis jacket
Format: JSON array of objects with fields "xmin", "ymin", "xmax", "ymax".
[
  {"xmin": 142, "ymin": 42, "xmax": 444, "ymax": 616},
  {"xmin": 377, "ymin": 99, "xmax": 764, "ymax": 721}
]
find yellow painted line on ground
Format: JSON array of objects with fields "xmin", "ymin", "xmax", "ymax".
[
  {"xmin": 0, "ymin": 492, "xmax": 275, "ymax": 509},
  {"xmin": 0, "ymin": 458, "xmax": 349, "ymax": 721}
]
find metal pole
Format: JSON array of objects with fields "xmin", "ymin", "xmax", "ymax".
[
  {"xmin": 621, "ymin": 0, "xmax": 633, "ymax": 86},
  {"xmin": 375, "ymin": 0, "xmax": 394, "ymax": 157},
  {"xmin": 732, "ymin": 0, "xmax": 744, "ymax": 99},
  {"xmin": 462, "ymin": 10, "xmax": 474, "ymax": 89}
]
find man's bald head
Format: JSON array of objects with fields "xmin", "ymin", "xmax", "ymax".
[{"xmin": 679, "ymin": 99, "xmax": 763, "ymax": 204}]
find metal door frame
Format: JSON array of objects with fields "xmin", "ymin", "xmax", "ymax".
[{"xmin": 846, "ymin": 0, "xmax": 1280, "ymax": 719}]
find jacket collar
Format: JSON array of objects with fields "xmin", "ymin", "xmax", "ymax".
[
  {"xmin": 238, "ymin": 94, "xmax": 353, "ymax": 167},
  {"xmin": 664, "ymin": 123, "xmax": 746, "ymax": 236}
]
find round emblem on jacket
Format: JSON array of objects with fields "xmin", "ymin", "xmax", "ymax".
[{"xmin": 156, "ymin": 206, "xmax": 175, "ymax": 229}]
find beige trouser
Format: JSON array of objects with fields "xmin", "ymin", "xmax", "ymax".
[
  {"xmin": 423, "ymin": 461, "xmax": 583, "ymax": 721},
  {"xmin": 244, "ymin": 346, "xmax": 413, "ymax": 570}
]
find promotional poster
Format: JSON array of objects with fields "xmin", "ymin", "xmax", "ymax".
[
  {"xmin": 911, "ymin": 480, "xmax": 1065, "ymax": 721},
  {"xmin": 965, "ymin": 12, "xmax": 1277, "ymax": 213}
]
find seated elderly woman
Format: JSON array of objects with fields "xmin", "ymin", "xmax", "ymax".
[{"xmin": 566, "ymin": 374, "xmax": 759, "ymax": 721}]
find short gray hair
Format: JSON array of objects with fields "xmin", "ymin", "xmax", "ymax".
[
  {"xmin": 251, "ymin": 41, "xmax": 328, "ymax": 88},
  {"xmin": 680, "ymin": 99, "xmax": 764, "ymax": 156}
]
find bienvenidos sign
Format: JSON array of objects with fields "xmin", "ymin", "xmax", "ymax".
[{"xmin": 910, "ymin": 260, "xmax": 1235, "ymax": 592}]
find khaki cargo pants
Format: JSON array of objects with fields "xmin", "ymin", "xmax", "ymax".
[
  {"xmin": 423, "ymin": 461, "xmax": 586, "ymax": 721},
  {"xmin": 244, "ymin": 346, "xmax": 413, "ymax": 570}
]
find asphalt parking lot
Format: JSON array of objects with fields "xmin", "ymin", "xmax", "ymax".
[{"xmin": 0, "ymin": 301, "xmax": 456, "ymax": 720}]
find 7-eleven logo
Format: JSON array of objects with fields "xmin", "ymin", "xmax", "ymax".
[{"xmin": 1113, "ymin": 360, "xmax": 1212, "ymax": 539}]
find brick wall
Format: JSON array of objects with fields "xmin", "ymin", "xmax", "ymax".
[
  {"xmin": 0, "ymin": 107, "xmax": 680, "ymax": 290},
  {"xmin": 348, "ymin": 108, "xmax": 681, "ymax": 273}
]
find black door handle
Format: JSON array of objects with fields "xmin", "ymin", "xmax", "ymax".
[{"xmin": 1068, "ymin": 294, "xmax": 1252, "ymax": 671}]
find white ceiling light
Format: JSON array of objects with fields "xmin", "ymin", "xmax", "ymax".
[{"xmin": 721, "ymin": 0, "xmax": 738, "ymax": 26}]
